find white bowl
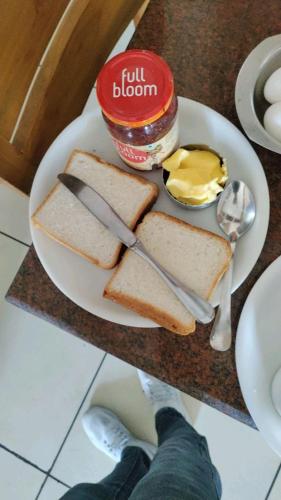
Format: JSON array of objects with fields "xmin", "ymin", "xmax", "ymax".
[{"xmin": 235, "ymin": 34, "xmax": 281, "ymax": 154}]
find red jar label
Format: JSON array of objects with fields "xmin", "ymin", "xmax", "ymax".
[
  {"xmin": 113, "ymin": 141, "xmax": 149, "ymax": 163},
  {"xmin": 111, "ymin": 117, "xmax": 179, "ymax": 171}
]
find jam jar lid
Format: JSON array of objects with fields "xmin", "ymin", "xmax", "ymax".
[{"xmin": 96, "ymin": 49, "xmax": 174, "ymax": 127}]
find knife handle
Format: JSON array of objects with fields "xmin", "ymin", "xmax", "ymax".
[{"xmin": 132, "ymin": 239, "xmax": 214, "ymax": 324}]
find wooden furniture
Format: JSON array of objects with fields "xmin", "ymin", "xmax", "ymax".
[
  {"xmin": 134, "ymin": 0, "xmax": 150, "ymax": 27},
  {"xmin": 7, "ymin": 0, "xmax": 281, "ymax": 427},
  {"xmin": 0, "ymin": 0, "xmax": 144, "ymax": 193}
]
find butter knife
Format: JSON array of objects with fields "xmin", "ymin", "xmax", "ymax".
[{"xmin": 58, "ymin": 173, "xmax": 215, "ymax": 324}]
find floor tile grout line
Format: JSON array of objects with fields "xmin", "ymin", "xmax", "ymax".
[
  {"xmin": 35, "ymin": 473, "xmax": 71, "ymax": 500},
  {"xmin": 48, "ymin": 474, "xmax": 71, "ymax": 488},
  {"xmin": 35, "ymin": 475, "xmax": 48, "ymax": 500},
  {"xmin": 265, "ymin": 461, "xmax": 281, "ymax": 499},
  {"xmin": 0, "ymin": 230, "xmax": 30, "ymax": 248},
  {"xmin": 34, "ymin": 354, "xmax": 107, "ymax": 499},
  {"xmin": 46, "ymin": 352, "xmax": 107, "ymax": 475},
  {"xmin": 0, "ymin": 442, "xmax": 48, "ymax": 475}
]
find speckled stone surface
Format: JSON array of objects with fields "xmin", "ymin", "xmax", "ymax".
[{"xmin": 6, "ymin": 0, "xmax": 281, "ymax": 427}]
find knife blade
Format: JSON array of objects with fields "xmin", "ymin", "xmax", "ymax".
[{"xmin": 58, "ymin": 173, "xmax": 215, "ymax": 324}]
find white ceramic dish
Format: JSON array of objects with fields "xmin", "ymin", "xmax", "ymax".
[
  {"xmin": 30, "ymin": 96, "xmax": 269, "ymax": 328},
  {"xmin": 236, "ymin": 256, "xmax": 281, "ymax": 457},
  {"xmin": 235, "ymin": 34, "xmax": 281, "ymax": 154}
]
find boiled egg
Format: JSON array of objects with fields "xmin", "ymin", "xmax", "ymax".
[
  {"xmin": 264, "ymin": 102, "xmax": 281, "ymax": 143},
  {"xmin": 264, "ymin": 67, "xmax": 281, "ymax": 104}
]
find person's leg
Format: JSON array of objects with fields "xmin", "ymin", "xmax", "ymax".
[
  {"xmin": 60, "ymin": 406, "xmax": 156, "ymax": 500},
  {"xmin": 129, "ymin": 372, "xmax": 222, "ymax": 500},
  {"xmin": 61, "ymin": 446, "xmax": 150, "ymax": 500},
  {"xmin": 130, "ymin": 408, "xmax": 221, "ymax": 500}
]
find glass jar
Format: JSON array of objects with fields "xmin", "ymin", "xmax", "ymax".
[{"xmin": 96, "ymin": 50, "xmax": 179, "ymax": 171}]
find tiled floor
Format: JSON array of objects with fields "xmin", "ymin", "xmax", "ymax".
[
  {"xmin": 1, "ymin": 21, "xmax": 281, "ymax": 500},
  {"xmin": 0, "ymin": 448, "xmax": 44, "ymax": 499},
  {"xmin": 52, "ymin": 355, "xmax": 281, "ymax": 500},
  {"xmin": 0, "ymin": 234, "xmax": 105, "ymax": 471},
  {"xmin": 52, "ymin": 355, "xmax": 157, "ymax": 487},
  {"xmin": 267, "ymin": 465, "xmax": 281, "ymax": 500},
  {"xmin": 37, "ymin": 478, "xmax": 68, "ymax": 500},
  {"xmin": 0, "ymin": 179, "xmax": 31, "ymax": 245}
]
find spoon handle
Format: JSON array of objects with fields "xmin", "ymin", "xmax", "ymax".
[{"xmin": 210, "ymin": 243, "xmax": 235, "ymax": 351}]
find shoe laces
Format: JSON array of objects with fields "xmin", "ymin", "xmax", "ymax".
[{"xmin": 103, "ymin": 426, "xmax": 129, "ymax": 454}]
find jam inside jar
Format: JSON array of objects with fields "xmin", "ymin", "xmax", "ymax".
[{"xmin": 96, "ymin": 50, "xmax": 179, "ymax": 171}]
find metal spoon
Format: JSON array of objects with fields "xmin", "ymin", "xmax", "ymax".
[{"xmin": 210, "ymin": 180, "xmax": 256, "ymax": 351}]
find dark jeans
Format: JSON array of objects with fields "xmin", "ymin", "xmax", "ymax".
[{"xmin": 61, "ymin": 408, "xmax": 222, "ymax": 500}]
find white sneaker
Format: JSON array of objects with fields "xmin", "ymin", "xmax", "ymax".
[
  {"xmin": 138, "ymin": 370, "xmax": 191, "ymax": 423},
  {"xmin": 82, "ymin": 406, "xmax": 156, "ymax": 462}
]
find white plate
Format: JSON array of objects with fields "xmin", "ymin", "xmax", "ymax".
[
  {"xmin": 236, "ymin": 256, "xmax": 281, "ymax": 456},
  {"xmin": 30, "ymin": 97, "xmax": 269, "ymax": 328}
]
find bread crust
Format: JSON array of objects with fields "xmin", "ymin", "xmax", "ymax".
[
  {"xmin": 103, "ymin": 287, "xmax": 196, "ymax": 335},
  {"xmin": 104, "ymin": 211, "xmax": 232, "ymax": 334},
  {"xmin": 31, "ymin": 149, "xmax": 159, "ymax": 269}
]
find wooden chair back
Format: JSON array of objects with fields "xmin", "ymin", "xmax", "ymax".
[{"xmin": 0, "ymin": 0, "xmax": 145, "ymax": 193}]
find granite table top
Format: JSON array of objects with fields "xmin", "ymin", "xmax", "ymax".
[{"xmin": 6, "ymin": 0, "xmax": 281, "ymax": 428}]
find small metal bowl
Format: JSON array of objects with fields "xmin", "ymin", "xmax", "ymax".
[
  {"xmin": 235, "ymin": 34, "xmax": 281, "ymax": 154},
  {"xmin": 162, "ymin": 144, "xmax": 227, "ymax": 211}
]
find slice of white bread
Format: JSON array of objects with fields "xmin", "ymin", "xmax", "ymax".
[
  {"xmin": 104, "ymin": 211, "xmax": 232, "ymax": 334},
  {"xmin": 32, "ymin": 150, "xmax": 158, "ymax": 269}
]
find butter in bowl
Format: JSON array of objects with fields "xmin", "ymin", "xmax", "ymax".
[{"xmin": 162, "ymin": 145, "xmax": 228, "ymax": 209}]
